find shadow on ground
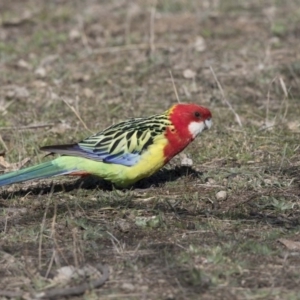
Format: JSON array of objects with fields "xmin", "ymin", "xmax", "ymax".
[{"xmin": 0, "ymin": 166, "xmax": 202, "ymax": 199}]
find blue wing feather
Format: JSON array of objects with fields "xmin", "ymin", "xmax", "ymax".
[
  {"xmin": 103, "ymin": 152, "xmax": 141, "ymax": 166},
  {"xmin": 79, "ymin": 145, "xmax": 141, "ymax": 166}
]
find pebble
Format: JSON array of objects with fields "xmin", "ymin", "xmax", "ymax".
[{"xmin": 216, "ymin": 190, "xmax": 227, "ymax": 201}]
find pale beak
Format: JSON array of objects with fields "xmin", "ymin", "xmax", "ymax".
[{"xmin": 204, "ymin": 118, "xmax": 212, "ymax": 130}]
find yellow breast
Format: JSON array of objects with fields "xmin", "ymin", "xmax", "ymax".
[{"xmin": 112, "ymin": 134, "xmax": 167, "ymax": 186}]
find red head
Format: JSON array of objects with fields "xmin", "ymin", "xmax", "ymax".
[{"xmin": 163, "ymin": 103, "xmax": 212, "ymax": 161}]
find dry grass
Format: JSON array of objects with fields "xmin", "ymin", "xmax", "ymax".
[{"xmin": 0, "ymin": 0, "xmax": 300, "ymax": 299}]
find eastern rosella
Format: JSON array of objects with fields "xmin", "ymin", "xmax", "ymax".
[{"xmin": 0, "ymin": 103, "xmax": 212, "ymax": 188}]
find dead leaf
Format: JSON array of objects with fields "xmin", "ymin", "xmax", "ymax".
[
  {"xmin": 0, "ymin": 156, "xmax": 10, "ymax": 169},
  {"xmin": 1, "ymin": 10, "xmax": 36, "ymax": 27},
  {"xmin": 5, "ymin": 86, "xmax": 30, "ymax": 101},
  {"xmin": 115, "ymin": 218, "xmax": 131, "ymax": 232},
  {"xmin": 53, "ymin": 266, "xmax": 76, "ymax": 283},
  {"xmin": 51, "ymin": 265, "xmax": 102, "ymax": 285},
  {"xmin": 278, "ymin": 238, "xmax": 300, "ymax": 251},
  {"xmin": 287, "ymin": 121, "xmax": 300, "ymax": 132},
  {"xmin": 16, "ymin": 59, "xmax": 32, "ymax": 70},
  {"xmin": 0, "ymin": 156, "xmax": 30, "ymax": 172},
  {"xmin": 259, "ymin": 119, "xmax": 276, "ymax": 131}
]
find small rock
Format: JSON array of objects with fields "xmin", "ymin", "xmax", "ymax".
[
  {"xmin": 206, "ymin": 178, "xmax": 216, "ymax": 185},
  {"xmin": 264, "ymin": 179, "xmax": 272, "ymax": 185},
  {"xmin": 40, "ymin": 55, "xmax": 58, "ymax": 67},
  {"xmin": 216, "ymin": 190, "xmax": 227, "ymax": 201},
  {"xmin": 260, "ymin": 119, "xmax": 275, "ymax": 131},
  {"xmin": 49, "ymin": 91, "xmax": 59, "ymax": 100},
  {"xmin": 83, "ymin": 88, "xmax": 94, "ymax": 99},
  {"xmin": 54, "ymin": 266, "xmax": 76, "ymax": 282},
  {"xmin": 69, "ymin": 29, "xmax": 81, "ymax": 40},
  {"xmin": 180, "ymin": 153, "xmax": 193, "ymax": 166},
  {"xmin": 164, "ymin": 292, "xmax": 175, "ymax": 300},
  {"xmin": 194, "ymin": 36, "xmax": 206, "ymax": 52},
  {"xmin": 72, "ymin": 72, "xmax": 90, "ymax": 82},
  {"xmin": 5, "ymin": 90, "xmax": 15, "ymax": 99},
  {"xmin": 269, "ymin": 36, "xmax": 280, "ymax": 45},
  {"xmin": 35, "ymin": 67, "xmax": 47, "ymax": 78},
  {"xmin": 50, "ymin": 122, "xmax": 71, "ymax": 135},
  {"xmin": 32, "ymin": 80, "xmax": 48, "ymax": 88},
  {"xmin": 135, "ymin": 216, "xmax": 160, "ymax": 228},
  {"xmin": 186, "ymin": 222, "xmax": 196, "ymax": 230},
  {"xmin": 183, "ymin": 69, "xmax": 196, "ymax": 79},
  {"xmin": 31, "ymin": 199, "xmax": 42, "ymax": 210},
  {"xmin": 17, "ymin": 59, "xmax": 32, "ymax": 70},
  {"xmin": 124, "ymin": 65, "xmax": 133, "ymax": 72},
  {"xmin": 121, "ymin": 282, "xmax": 135, "ymax": 291}
]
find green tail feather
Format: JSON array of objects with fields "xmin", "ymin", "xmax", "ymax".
[{"xmin": 0, "ymin": 160, "xmax": 72, "ymax": 187}]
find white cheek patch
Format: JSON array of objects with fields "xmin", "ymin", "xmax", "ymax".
[
  {"xmin": 188, "ymin": 119, "xmax": 212, "ymax": 138},
  {"xmin": 188, "ymin": 121, "xmax": 206, "ymax": 138}
]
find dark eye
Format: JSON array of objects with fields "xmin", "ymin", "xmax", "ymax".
[{"xmin": 194, "ymin": 111, "xmax": 201, "ymax": 118}]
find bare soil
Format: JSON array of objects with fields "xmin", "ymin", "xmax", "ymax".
[{"xmin": 0, "ymin": 0, "xmax": 300, "ymax": 299}]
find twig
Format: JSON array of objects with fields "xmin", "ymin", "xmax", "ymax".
[
  {"xmin": 0, "ymin": 290, "xmax": 23, "ymax": 298},
  {"xmin": 1, "ymin": 9, "xmax": 39, "ymax": 27},
  {"xmin": 72, "ymin": 227, "xmax": 79, "ymax": 268},
  {"xmin": 0, "ymin": 134, "xmax": 8, "ymax": 151},
  {"xmin": 45, "ymin": 201, "xmax": 58, "ymax": 278},
  {"xmin": 92, "ymin": 43, "xmax": 170, "ymax": 55},
  {"xmin": 210, "ymin": 66, "xmax": 242, "ymax": 127},
  {"xmin": 149, "ymin": 0, "xmax": 157, "ymax": 55},
  {"xmin": 38, "ymin": 189, "xmax": 53, "ymax": 269},
  {"xmin": 62, "ymin": 98, "xmax": 93, "ymax": 133},
  {"xmin": 279, "ymin": 76, "xmax": 289, "ymax": 120},
  {"xmin": 266, "ymin": 76, "xmax": 277, "ymax": 125},
  {"xmin": 169, "ymin": 70, "xmax": 180, "ymax": 103},
  {"xmin": 0, "ymin": 123, "xmax": 54, "ymax": 131},
  {"xmin": 279, "ymin": 142, "xmax": 288, "ymax": 172},
  {"xmin": 107, "ymin": 231, "xmax": 124, "ymax": 254},
  {"xmin": 78, "ymin": 16, "xmax": 92, "ymax": 55}
]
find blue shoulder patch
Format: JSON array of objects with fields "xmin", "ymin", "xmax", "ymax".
[
  {"xmin": 103, "ymin": 152, "xmax": 141, "ymax": 166},
  {"xmin": 79, "ymin": 145, "xmax": 141, "ymax": 167}
]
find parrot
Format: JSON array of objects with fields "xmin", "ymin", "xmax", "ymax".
[{"xmin": 0, "ymin": 103, "xmax": 212, "ymax": 188}]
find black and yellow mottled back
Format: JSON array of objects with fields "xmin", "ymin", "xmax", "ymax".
[{"xmin": 41, "ymin": 113, "xmax": 172, "ymax": 166}]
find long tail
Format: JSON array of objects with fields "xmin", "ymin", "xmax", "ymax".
[{"xmin": 0, "ymin": 160, "xmax": 73, "ymax": 187}]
